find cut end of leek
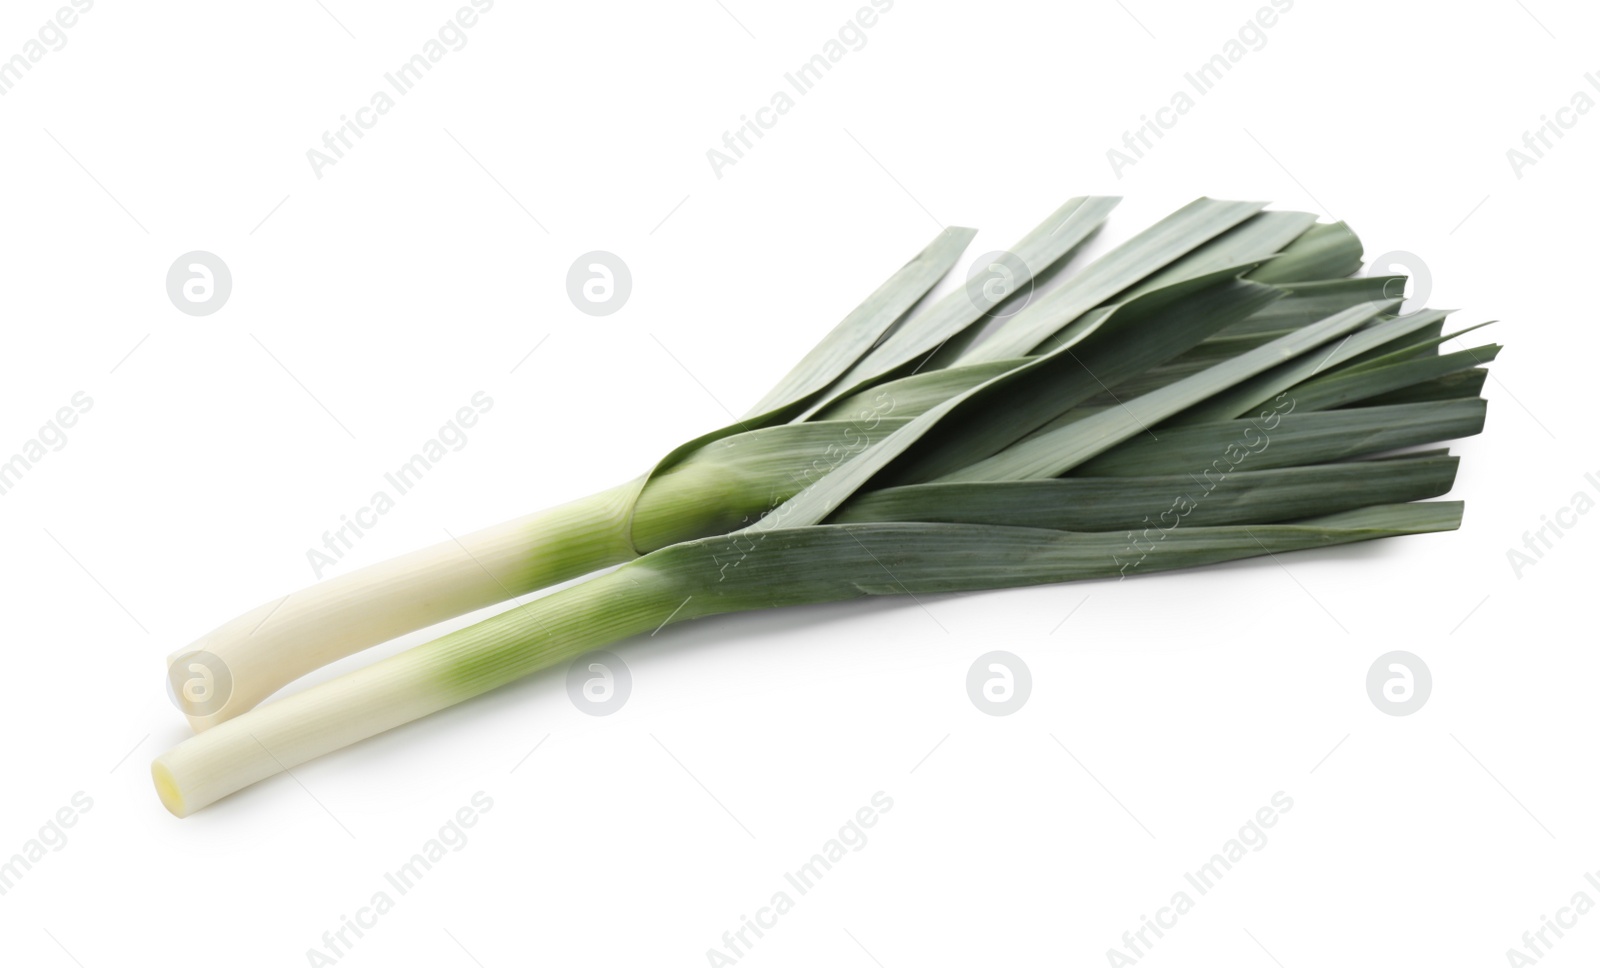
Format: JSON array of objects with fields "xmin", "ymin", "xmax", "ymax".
[{"xmin": 152, "ymin": 759, "xmax": 187, "ymax": 819}]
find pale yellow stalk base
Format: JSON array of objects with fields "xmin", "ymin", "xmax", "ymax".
[{"xmin": 173, "ymin": 483, "xmax": 640, "ymax": 732}]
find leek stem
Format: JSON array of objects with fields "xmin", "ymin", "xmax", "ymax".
[
  {"xmin": 173, "ymin": 483, "xmax": 640, "ymax": 731},
  {"xmin": 155, "ymin": 564, "xmax": 681, "ymax": 817}
]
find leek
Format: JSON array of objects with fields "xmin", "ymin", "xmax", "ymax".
[{"xmin": 152, "ymin": 197, "xmax": 1497, "ymax": 816}]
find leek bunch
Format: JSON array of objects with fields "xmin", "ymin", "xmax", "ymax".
[{"xmin": 154, "ymin": 197, "xmax": 1494, "ymax": 816}]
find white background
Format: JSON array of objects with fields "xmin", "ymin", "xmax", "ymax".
[{"xmin": 1, "ymin": 0, "xmax": 1595, "ymax": 965}]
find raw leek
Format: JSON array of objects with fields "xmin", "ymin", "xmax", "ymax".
[{"xmin": 152, "ymin": 197, "xmax": 1495, "ymax": 816}]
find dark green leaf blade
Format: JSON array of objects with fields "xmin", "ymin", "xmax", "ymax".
[
  {"xmin": 1290, "ymin": 344, "xmax": 1501, "ymax": 412},
  {"xmin": 662, "ymin": 503, "xmax": 1463, "ymax": 609},
  {"xmin": 1245, "ymin": 221, "xmax": 1364, "ymax": 283},
  {"xmin": 806, "ymin": 196, "xmax": 1121, "ymax": 412},
  {"xmin": 943, "ymin": 300, "xmax": 1398, "ymax": 483},
  {"xmin": 832, "ymin": 454, "xmax": 1460, "ymax": 531},
  {"xmin": 963, "ymin": 197, "xmax": 1268, "ymax": 363},
  {"xmin": 1073, "ymin": 399, "xmax": 1488, "ymax": 477},
  {"xmin": 744, "ymin": 225, "xmax": 978, "ymax": 417}
]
